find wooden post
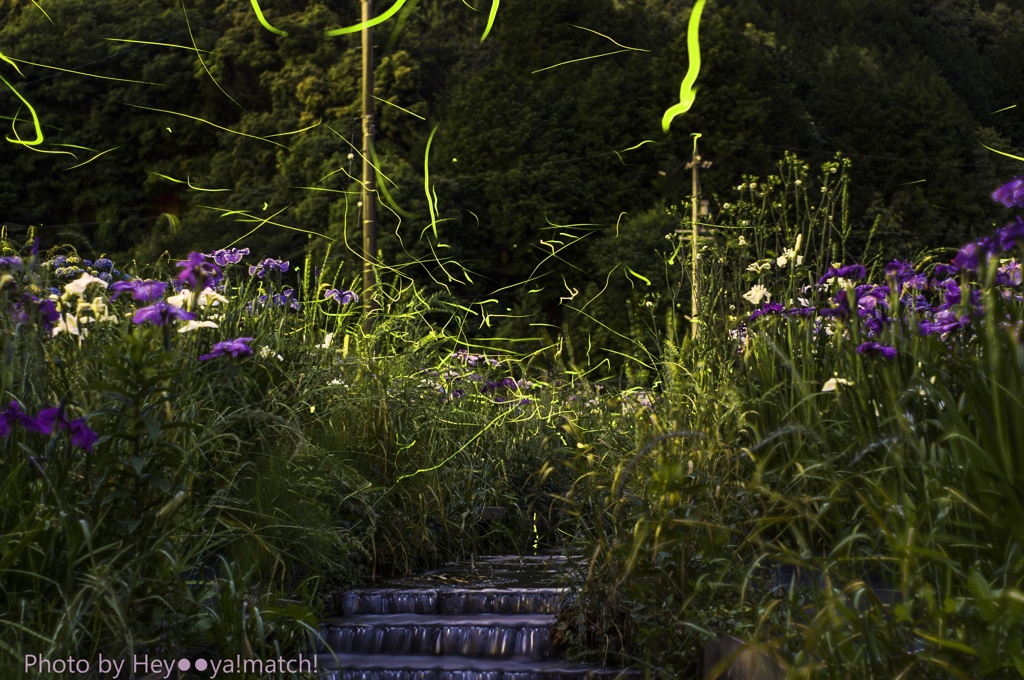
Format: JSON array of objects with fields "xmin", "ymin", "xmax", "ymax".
[
  {"xmin": 690, "ymin": 143, "xmax": 700, "ymax": 339},
  {"xmin": 361, "ymin": 0, "xmax": 378, "ymax": 332}
]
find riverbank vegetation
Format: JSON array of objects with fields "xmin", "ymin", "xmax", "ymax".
[{"xmin": 2, "ymin": 0, "xmax": 1024, "ymax": 677}]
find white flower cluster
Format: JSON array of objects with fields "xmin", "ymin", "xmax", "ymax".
[
  {"xmin": 51, "ymin": 274, "xmax": 115, "ymax": 339},
  {"xmin": 742, "ymin": 284, "xmax": 770, "ymax": 305}
]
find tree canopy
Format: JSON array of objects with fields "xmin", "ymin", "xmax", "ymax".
[{"xmin": 2, "ymin": 0, "xmax": 1023, "ymax": 362}]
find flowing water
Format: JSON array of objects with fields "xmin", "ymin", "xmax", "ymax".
[{"xmin": 317, "ymin": 555, "xmax": 631, "ymax": 680}]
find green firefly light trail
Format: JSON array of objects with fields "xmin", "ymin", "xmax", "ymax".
[
  {"xmin": 249, "ymin": 0, "xmax": 288, "ymax": 36},
  {"xmin": 1, "ymin": 75, "xmax": 43, "ymax": 147},
  {"xmin": 480, "ymin": 0, "xmax": 499, "ymax": 43},
  {"xmin": 662, "ymin": 0, "xmax": 706, "ymax": 133},
  {"xmin": 325, "ymin": 0, "xmax": 410, "ymax": 37}
]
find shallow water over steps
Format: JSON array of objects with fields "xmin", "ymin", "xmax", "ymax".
[
  {"xmin": 317, "ymin": 555, "xmax": 630, "ymax": 680},
  {"xmin": 335, "ymin": 588, "xmax": 564, "ymax": 616},
  {"xmin": 320, "ymin": 613, "xmax": 554, "ymax": 659}
]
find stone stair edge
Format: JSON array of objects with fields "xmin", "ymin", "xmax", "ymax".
[
  {"xmin": 315, "ymin": 652, "xmax": 629, "ymax": 675},
  {"xmin": 321, "ymin": 613, "xmax": 557, "ymax": 626},
  {"xmin": 338, "ymin": 586, "xmax": 570, "ymax": 593}
]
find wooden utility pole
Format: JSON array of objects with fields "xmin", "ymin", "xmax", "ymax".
[
  {"xmin": 690, "ymin": 142, "xmax": 700, "ymax": 339},
  {"xmin": 361, "ymin": 0, "xmax": 378, "ymax": 332}
]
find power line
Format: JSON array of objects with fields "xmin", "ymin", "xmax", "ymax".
[
  {"xmin": 698, "ymin": 135, "xmax": 1020, "ymax": 171},
  {"xmin": 3, "ymin": 215, "xmax": 166, "ymax": 230},
  {"xmin": 423, "ymin": 134, "xmax": 1020, "ymax": 187}
]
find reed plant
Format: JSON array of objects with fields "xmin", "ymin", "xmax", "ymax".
[
  {"xmin": 0, "ymin": 241, "xmax": 598, "ymax": 675},
  {"xmin": 555, "ymin": 158, "xmax": 1024, "ymax": 679},
  {"xmin": 3, "ymin": 154, "xmax": 1023, "ymax": 680}
]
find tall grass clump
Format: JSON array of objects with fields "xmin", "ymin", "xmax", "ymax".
[
  {"xmin": 0, "ymin": 239, "xmax": 601, "ymax": 673},
  {"xmin": 555, "ymin": 159, "xmax": 1024, "ymax": 678}
]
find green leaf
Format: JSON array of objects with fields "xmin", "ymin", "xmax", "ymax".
[
  {"xmin": 148, "ymin": 476, "xmax": 171, "ymax": 493},
  {"xmin": 915, "ymin": 630, "xmax": 977, "ymax": 657},
  {"xmin": 144, "ymin": 417, "xmax": 162, "ymax": 445}
]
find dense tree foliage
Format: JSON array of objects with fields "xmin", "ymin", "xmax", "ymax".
[{"xmin": 1, "ymin": 0, "xmax": 1023, "ymax": 364}]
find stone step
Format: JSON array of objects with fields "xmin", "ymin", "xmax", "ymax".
[
  {"xmin": 317, "ymin": 555, "xmax": 630, "ymax": 680},
  {"xmin": 334, "ymin": 588, "xmax": 566, "ymax": 616},
  {"xmin": 318, "ymin": 614, "xmax": 556, "ymax": 659},
  {"xmin": 317, "ymin": 652, "xmax": 633, "ymax": 680}
]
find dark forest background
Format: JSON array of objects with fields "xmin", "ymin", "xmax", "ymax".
[{"xmin": 2, "ymin": 0, "xmax": 1024, "ymax": 360}]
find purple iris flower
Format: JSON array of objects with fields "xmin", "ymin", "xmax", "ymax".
[
  {"xmin": 502, "ymin": 377, "xmax": 518, "ymax": 389},
  {"xmin": 856, "ymin": 284, "xmax": 889, "ymax": 301},
  {"xmin": 206, "ymin": 247, "xmax": 250, "ymax": 267},
  {"xmin": 934, "ymin": 264, "xmax": 958, "ymax": 279},
  {"xmin": 10, "ymin": 294, "xmax": 60, "ymax": 331},
  {"xmin": 199, "ymin": 337, "xmax": 255, "ymax": 361},
  {"xmin": 902, "ymin": 294, "xmax": 931, "ymax": 312},
  {"xmin": 749, "ymin": 302, "xmax": 785, "ymax": 320},
  {"xmin": 817, "ymin": 268, "xmax": 838, "ymax": 286},
  {"xmin": 0, "ymin": 256, "xmax": 23, "ymax": 269},
  {"xmin": 0, "ymin": 402, "xmax": 97, "ymax": 451},
  {"xmin": 838, "ymin": 264, "xmax": 867, "ymax": 280},
  {"xmin": 787, "ymin": 306, "xmax": 817, "ymax": 317},
  {"xmin": 862, "ymin": 315, "xmax": 886, "ymax": 337},
  {"xmin": 970, "ymin": 288, "xmax": 983, "ymax": 311},
  {"xmin": 884, "ymin": 262, "xmax": 927, "ymax": 290},
  {"xmin": 884, "ymin": 260, "xmax": 914, "ymax": 281},
  {"xmin": 133, "ymin": 301, "xmax": 196, "ymax": 326},
  {"xmin": 272, "ymin": 289, "xmax": 300, "ymax": 310},
  {"xmin": 936, "ymin": 279, "xmax": 960, "ymax": 308},
  {"xmin": 998, "ymin": 260, "xmax": 1022, "ymax": 287},
  {"xmin": 953, "ymin": 238, "xmax": 997, "ymax": 272},
  {"xmin": 920, "ymin": 309, "xmax": 971, "ymax": 336},
  {"xmin": 110, "ymin": 279, "xmax": 168, "ymax": 302},
  {"xmin": 248, "ymin": 258, "xmax": 289, "ymax": 278},
  {"xmin": 857, "ymin": 295, "xmax": 883, "ymax": 314},
  {"xmin": 818, "ymin": 264, "xmax": 867, "ymax": 285},
  {"xmin": 37, "ymin": 298, "xmax": 60, "ymax": 329},
  {"xmin": 68, "ymin": 418, "xmax": 99, "ymax": 452},
  {"xmin": 1, "ymin": 401, "xmax": 28, "ymax": 429},
  {"xmin": 819, "ymin": 289, "xmax": 852, "ymax": 318},
  {"xmin": 857, "ymin": 342, "xmax": 897, "ymax": 359},
  {"xmin": 176, "ymin": 252, "xmax": 222, "ymax": 289},
  {"xmin": 452, "ymin": 350, "xmax": 483, "ymax": 367},
  {"xmin": 245, "ymin": 296, "xmax": 267, "ymax": 315},
  {"xmin": 993, "ymin": 176, "xmax": 1024, "ymax": 209},
  {"xmin": 7, "ymin": 304, "xmax": 28, "ymax": 325},
  {"xmin": 22, "ymin": 406, "xmax": 66, "ymax": 435},
  {"xmin": 325, "ymin": 288, "xmax": 359, "ymax": 304},
  {"xmin": 0, "ymin": 402, "xmax": 26, "ymax": 438},
  {"xmin": 996, "ymin": 216, "xmax": 1024, "ymax": 252},
  {"xmin": 902, "ymin": 273, "xmax": 929, "ymax": 291}
]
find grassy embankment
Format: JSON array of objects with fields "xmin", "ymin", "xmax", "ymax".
[{"xmin": 2, "ymin": 153, "xmax": 1023, "ymax": 678}]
